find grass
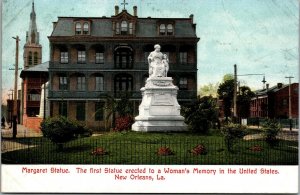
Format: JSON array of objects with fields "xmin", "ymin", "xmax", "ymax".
[{"xmin": 1, "ymin": 130, "xmax": 298, "ymax": 165}]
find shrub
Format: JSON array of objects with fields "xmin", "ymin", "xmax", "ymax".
[
  {"xmin": 114, "ymin": 116, "xmax": 134, "ymax": 132},
  {"xmin": 181, "ymin": 96, "xmax": 218, "ymax": 134},
  {"xmin": 157, "ymin": 147, "xmax": 174, "ymax": 156},
  {"xmin": 249, "ymin": 145, "xmax": 263, "ymax": 152},
  {"xmin": 221, "ymin": 123, "xmax": 246, "ymax": 152},
  {"xmin": 190, "ymin": 144, "xmax": 207, "ymax": 155},
  {"xmin": 91, "ymin": 147, "xmax": 108, "ymax": 156},
  {"xmin": 40, "ymin": 116, "xmax": 91, "ymax": 150},
  {"xmin": 262, "ymin": 119, "xmax": 281, "ymax": 147}
]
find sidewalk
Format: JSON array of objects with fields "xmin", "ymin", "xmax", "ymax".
[{"xmin": 1, "ymin": 124, "xmax": 42, "ymax": 138}]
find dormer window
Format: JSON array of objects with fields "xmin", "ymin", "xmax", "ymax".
[
  {"xmin": 159, "ymin": 24, "xmax": 166, "ymax": 35},
  {"xmin": 114, "ymin": 20, "xmax": 134, "ymax": 35},
  {"xmin": 83, "ymin": 23, "xmax": 89, "ymax": 34},
  {"xmin": 121, "ymin": 21, "xmax": 128, "ymax": 35},
  {"xmin": 159, "ymin": 23, "xmax": 174, "ymax": 36},
  {"xmin": 75, "ymin": 21, "xmax": 90, "ymax": 35},
  {"xmin": 167, "ymin": 24, "xmax": 173, "ymax": 35},
  {"xmin": 75, "ymin": 23, "xmax": 82, "ymax": 35}
]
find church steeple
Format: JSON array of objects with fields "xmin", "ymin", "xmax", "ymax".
[
  {"xmin": 26, "ymin": 0, "xmax": 39, "ymax": 44},
  {"xmin": 24, "ymin": 0, "xmax": 42, "ymax": 69}
]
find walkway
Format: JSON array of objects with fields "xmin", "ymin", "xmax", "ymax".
[{"xmin": 1, "ymin": 124, "xmax": 42, "ymax": 153}]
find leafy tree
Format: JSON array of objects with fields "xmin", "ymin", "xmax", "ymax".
[
  {"xmin": 237, "ymin": 86, "xmax": 255, "ymax": 118},
  {"xmin": 217, "ymin": 78, "xmax": 234, "ymax": 120},
  {"xmin": 223, "ymin": 74, "xmax": 234, "ymax": 82},
  {"xmin": 199, "ymin": 82, "xmax": 219, "ymax": 97},
  {"xmin": 182, "ymin": 96, "xmax": 219, "ymax": 134},
  {"xmin": 217, "ymin": 75, "xmax": 255, "ymax": 120}
]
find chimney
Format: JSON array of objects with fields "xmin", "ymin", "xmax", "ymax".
[
  {"xmin": 266, "ymin": 83, "xmax": 269, "ymax": 91},
  {"xmin": 115, "ymin": 5, "xmax": 119, "ymax": 15},
  {"xmin": 277, "ymin": 83, "xmax": 283, "ymax": 88},
  {"xmin": 133, "ymin": 6, "xmax": 137, "ymax": 16},
  {"xmin": 189, "ymin": 14, "xmax": 194, "ymax": 23}
]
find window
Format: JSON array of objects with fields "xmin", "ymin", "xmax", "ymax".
[
  {"xmin": 76, "ymin": 102, "xmax": 85, "ymax": 121},
  {"xmin": 114, "ymin": 48, "xmax": 133, "ymax": 69},
  {"xmin": 180, "ymin": 52, "xmax": 187, "ymax": 64},
  {"xmin": 60, "ymin": 52, "xmax": 68, "ymax": 63},
  {"xmin": 59, "ymin": 76, "xmax": 68, "ymax": 90},
  {"xmin": 77, "ymin": 76, "xmax": 86, "ymax": 91},
  {"xmin": 95, "ymin": 76, "xmax": 104, "ymax": 91},
  {"xmin": 95, "ymin": 102, "xmax": 104, "ymax": 121},
  {"xmin": 28, "ymin": 51, "xmax": 32, "ymax": 66},
  {"xmin": 121, "ymin": 21, "xmax": 128, "ymax": 35},
  {"xmin": 115, "ymin": 74, "xmax": 133, "ymax": 91},
  {"xmin": 77, "ymin": 51, "xmax": 86, "ymax": 63},
  {"xmin": 34, "ymin": 52, "xmax": 38, "ymax": 65},
  {"xmin": 59, "ymin": 101, "xmax": 67, "ymax": 117},
  {"xmin": 129, "ymin": 22, "xmax": 133, "ymax": 34},
  {"xmin": 75, "ymin": 22, "xmax": 82, "ymax": 35},
  {"xmin": 179, "ymin": 77, "xmax": 188, "ymax": 90},
  {"xmin": 116, "ymin": 22, "xmax": 120, "ymax": 34},
  {"xmin": 282, "ymin": 99, "xmax": 288, "ymax": 106},
  {"xmin": 95, "ymin": 52, "xmax": 104, "ymax": 64},
  {"xmin": 159, "ymin": 24, "xmax": 166, "ymax": 35},
  {"xmin": 167, "ymin": 24, "xmax": 173, "ymax": 35},
  {"xmin": 28, "ymin": 94, "xmax": 40, "ymax": 101},
  {"xmin": 83, "ymin": 23, "xmax": 89, "ymax": 34}
]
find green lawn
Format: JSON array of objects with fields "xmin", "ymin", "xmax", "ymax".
[{"xmin": 1, "ymin": 131, "xmax": 298, "ymax": 165}]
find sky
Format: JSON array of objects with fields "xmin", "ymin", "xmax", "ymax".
[{"xmin": 1, "ymin": 0, "xmax": 299, "ymax": 103}]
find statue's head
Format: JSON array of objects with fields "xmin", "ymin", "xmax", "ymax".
[{"xmin": 154, "ymin": 44, "xmax": 161, "ymax": 51}]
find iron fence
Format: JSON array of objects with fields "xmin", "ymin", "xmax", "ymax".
[
  {"xmin": 1, "ymin": 137, "xmax": 298, "ymax": 165},
  {"xmin": 247, "ymin": 118, "xmax": 299, "ymax": 129}
]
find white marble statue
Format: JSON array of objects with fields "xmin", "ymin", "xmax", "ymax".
[
  {"xmin": 148, "ymin": 44, "xmax": 169, "ymax": 78},
  {"xmin": 132, "ymin": 43, "xmax": 187, "ymax": 132}
]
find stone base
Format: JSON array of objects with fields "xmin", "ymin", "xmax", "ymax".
[
  {"xmin": 132, "ymin": 77, "xmax": 187, "ymax": 132},
  {"xmin": 132, "ymin": 116, "xmax": 187, "ymax": 132}
]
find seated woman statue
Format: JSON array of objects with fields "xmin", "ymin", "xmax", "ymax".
[{"xmin": 148, "ymin": 44, "xmax": 169, "ymax": 78}]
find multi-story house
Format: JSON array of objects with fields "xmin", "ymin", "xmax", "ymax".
[
  {"xmin": 250, "ymin": 83, "xmax": 299, "ymax": 119},
  {"xmin": 48, "ymin": 5, "xmax": 200, "ymax": 130}
]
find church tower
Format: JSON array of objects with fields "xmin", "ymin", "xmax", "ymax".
[{"xmin": 23, "ymin": 1, "xmax": 42, "ymax": 69}]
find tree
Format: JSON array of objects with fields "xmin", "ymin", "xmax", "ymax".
[
  {"xmin": 223, "ymin": 74, "xmax": 234, "ymax": 82},
  {"xmin": 104, "ymin": 92, "xmax": 133, "ymax": 131},
  {"xmin": 217, "ymin": 78, "xmax": 234, "ymax": 120},
  {"xmin": 199, "ymin": 83, "xmax": 219, "ymax": 97},
  {"xmin": 237, "ymin": 86, "xmax": 255, "ymax": 118},
  {"xmin": 218, "ymin": 75, "xmax": 255, "ymax": 121},
  {"xmin": 182, "ymin": 96, "xmax": 219, "ymax": 134}
]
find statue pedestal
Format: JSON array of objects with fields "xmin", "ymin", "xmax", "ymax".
[{"xmin": 132, "ymin": 77, "xmax": 187, "ymax": 132}]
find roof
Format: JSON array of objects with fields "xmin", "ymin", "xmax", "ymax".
[
  {"xmin": 50, "ymin": 11, "xmax": 197, "ymax": 38},
  {"xmin": 20, "ymin": 61, "xmax": 49, "ymax": 78},
  {"xmin": 254, "ymin": 83, "xmax": 291, "ymax": 96}
]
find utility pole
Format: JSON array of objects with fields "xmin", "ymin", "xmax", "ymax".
[
  {"xmin": 233, "ymin": 64, "xmax": 237, "ymax": 122},
  {"xmin": 285, "ymin": 76, "xmax": 294, "ymax": 131},
  {"xmin": 8, "ymin": 90, "xmax": 14, "ymax": 128},
  {"xmin": 12, "ymin": 36, "xmax": 20, "ymax": 139}
]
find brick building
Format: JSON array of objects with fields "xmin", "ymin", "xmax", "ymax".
[
  {"xmin": 48, "ymin": 5, "xmax": 200, "ymax": 130},
  {"xmin": 250, "ymin": 83, "xmax": 299, "ymax": 119},
  {"xmin": 19, "ymin": 1, "xmax": 48, "ymax": 131}
]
